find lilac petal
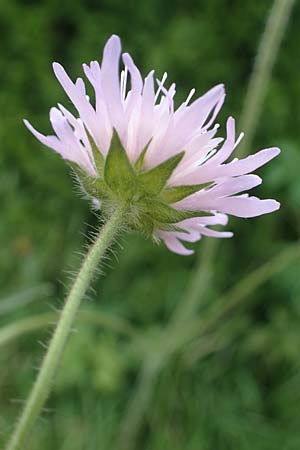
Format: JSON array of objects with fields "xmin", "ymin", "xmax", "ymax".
[
  {"xmin": 203, "ymin": 92, "xmax": 225, "ymax": 130},
  {"xmin": 57, "ymin": 104, "xmax": 95, "ymax": 165},
  {"xmin": 24, "ymin": 120, "xmax": 62, "ymax": 153},
  {"xmin": 125, "ymin": 96, "xmax": 142, "ymax": 161},
  {"xmin": 75, "ymin": 77, "xmax": 86, "ymax": 95},
  {"xmin": 211, "ymin": 196, "xmax": 280, "ymax": 218},
  {"xmin": 135, "ymin": 70, "xmax": 155, "ymax": 157},
  {"xmin": 182, "ymin": 147, "xmax": 280, "ymax": 185},
  {"xmin": 204, "ymin": 174, "xmax": 262, "ymax": 198},
  {"xmin": 52, "ymin": 63, "xmax": 94, "ymax": 122},
  {"xmin": 205, "ymin": 116, "xmax": 236, "ymax": 166},
  {"xmin": 100, "ymin": 34, "xmax": 124, "ymax": 136},
  {"xmin": 160, "ymin": 233, "xmax": 195, "ymax": 255},
  {"xmin": 49, "ymin": 107, "xmax": 96, "ymax": 174},
  {"xmin": 199, "ymin": 228, "xmax": 233, "ymax": 238},
  {"xmin": 122, "ymin": 53, "xmax": 143, "ymax": 97},
  {"xmin": 174, "ymin": 175, "xmax": 262, "ymax": 211},
  {"xmin": 52, "ymin": 63, "xmax": 104, "ymax": 150},
  {"xmin": 179, "ymin": 213, "xmax": 229, "ymax": 228},
  {"xmin": 82, "ymin": 61, "xmax": 112, "ymax": 154},
  {"xmin": 174, "ymin": 84, "xmax": 225, "ymax": 134},
  {"xmin": 155, "ymin": 84, "xmax": 225, "ymax": 162},
  {"xmin": 215, "ymin": 147, "xmax": 281, "ymax": 178}
]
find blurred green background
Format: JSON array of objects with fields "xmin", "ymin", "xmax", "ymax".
[{"xmin": 1, "ymin": 0, "xmax": 300, "ymax": 449}]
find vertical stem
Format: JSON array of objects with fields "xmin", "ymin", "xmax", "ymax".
[
  {"xmin": 6, "ymin": 207, "xmax": 125, "ymax": 450},
  {"xmin": 238, "ymin": 0, "xmax": 295, "ymax": 156},
  {"xmin": 118, "ymin": 359, "xmax": 159, "ymax": 450},
  {"xmin": 116, "ymin": 3, "xmax": 295, "ymax": 448},
  {"xmin": 170, "ymin": 238, "xmax": 217, "ymax": 324},
  {"xmin": 182, "ymin": 0, "xmax": 295, "ymax": 311}
]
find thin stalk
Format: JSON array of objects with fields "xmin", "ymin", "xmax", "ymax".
[
  {"xmin": 238, "ymin": 0, "xmax": 295, "ymax": 156},
  {"xmin": 195, "ymin": 243, "xmax": 300, "ymax": 334},
  {"xmin": 183, "ymin": 243, "xmax": 300, "ymax": 364},
  {"xmin": 116, "ymin": 242, "xmax": 300, "ymax": 449},
  {"xmin": 181, "ymin": 0, "xmax": 295, "ymax": 313},
  {"xmin": 0, "ymin": 284, "xmax": 53, "ymax": 317},
  {"xmin": 118, "ymin": 358, "xmax": 160, "ymax": 450},
  {"xmin": 6, "ymin": 207, "xmax": 125, "ymax": 450},
  {"xmin": 0, "ymin": 310, "xmax": 137, "ymax": 349},
  {"xmin": 170, "ymin": 238, "xmax": 216, "ymax": 325},
  {"xmin": 116, "ymin": 3, "xmax": 295, "ymax": 446}
]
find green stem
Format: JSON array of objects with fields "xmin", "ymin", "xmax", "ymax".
[
  {"xmin": 180, "ymin": 0, "xmax": 295, "ymax": 313},
  {"xmin": 6, "ymin": 207, "xmax": 125, "ymax": 450},
  {"xmin": 238, "ymin": 0, "xmax": 295, "ymax": 156}
]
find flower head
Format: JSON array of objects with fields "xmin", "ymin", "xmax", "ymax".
[{"xmin": 25, "ymin": 34, "xmax": 280, "ymax": 255}]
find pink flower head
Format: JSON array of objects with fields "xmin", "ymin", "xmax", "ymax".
[{"xmin": 25, "ymin": 34, "xmax": 280, "ymax": 255}]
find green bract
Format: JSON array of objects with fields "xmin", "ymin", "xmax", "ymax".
[{"xmin": 72, "ymin": 132, "xmax": 212, "ymax": 237}]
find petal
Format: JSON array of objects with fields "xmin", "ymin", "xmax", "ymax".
[
  {"xmin": 100, "ymin": 35, "xmax": 124, "ymax": 135},
  {"xmin": 24, "ymin": 119, "xmax": 62, "ymax": 154},
  {"xmin": 206, "ymin": 116, "xmax": 236, "ymax": 166},
  {"xmin": 203, "ymin": 174, "xmax": 262, "ymax": 198},
  {"xmin": 160, "ymin": 233, "xmax": 195, "ymax": 255},
  {"xmin": 199, "ymin": 228, "xmax": 233, "ymax": 238},
  {"xmin": 52, "ymin": 62, "xmax": 103, "ymax": 150},
  {"xmin": 215, "ymin": 147, "xmax": 281, "ymax": 178},
  {"xmin": 180, "ymin": 147, "xmax": 280, "ymax": 185},
  {"xmin": 211, "ymin": 196, "xmax": 280, "ymax": 218},
  {"xmin": 135, "ymin": 70, "xmax": 155, "ymax": 156}
]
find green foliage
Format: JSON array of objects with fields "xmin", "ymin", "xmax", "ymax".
[{"xmin": 1, "ymin": 0, "xmax": 300, "ymax": 450}]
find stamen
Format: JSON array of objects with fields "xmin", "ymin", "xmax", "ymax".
[
  {"xmin": 185, "ymin": 88, "xmax": 195, "ymax": 105},
  {"xmin": 198, "ymin": 148, "xmax": 217, "ymax": 166},
  {"xmin": 120, "ymin": 66, "xmax": 128, "ymax": 101},
  {"xmin": 154, "ymin": 72, "xmax": 168, "ymax": 102},
  {"xmin": 233, "ymin": 132, "xmax": 244, "ymax": 150}
]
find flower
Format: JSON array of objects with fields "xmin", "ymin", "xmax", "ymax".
[{"xmin": 24, "ymin": 34, "xmax": 280, "ymax": 255}]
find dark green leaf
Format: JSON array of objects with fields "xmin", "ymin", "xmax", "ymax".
[
  {"xmin": 160, "ymin": 182, "xmax": 212, "ymax": 204},
  {"xmin": 134, "ymin": 140, "xmax": 152, "ymax": 171},
  {"xmin": 138, "ymin": 151, "xmax": 185, "ymax": 195},
  {"xmin": 69, "ymin": 162, "xmax": 108, "ymax": 198},
  {"xmin": 104, "ymin": 131, "xmax": 137, "ymax": 198},
  {"xmin": 140, "ymin": 198, "xmax": 211, "ymax": 224}
]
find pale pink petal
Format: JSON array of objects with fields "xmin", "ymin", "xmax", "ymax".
[
  {"xmin": 52, "ymin": 62, "xmax": 105, "ymax": 152},
  {"xmin": 82, "ymin": 61, "xmax": 112, "ymax": 153},
  {"xmin": 199, "ymin": 228, "xmax": 233, "ymax": 238},
  {"xmin": 205, "ymin": 116, "xmax": 236, "ymax": 166},
  {"xmin": 179, "ymin": 147, "xmax": 280, "ymax": 185},
  {"xmin": 159, "ymin": 233, "xmax": 195, "ymax": 256},
  {"xmin": 206, "ymin": 196, "xmax": 280, "ymax": 218},
  {"xmin": 100, "ymin": 35, "xmax": 124, "ymax": 136},
  {"xmin": 207, "ymin": 174, "xmax": 262, "ymax": 197},
  {"xmin": 24, "ymin": 119, "xmax": 62, "ymax": 154},
  {"xmin": 135, "ymin": 70, "xmax": 155, "ymax": 157}
]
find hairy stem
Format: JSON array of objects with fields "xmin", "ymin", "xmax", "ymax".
[{"xmin": 6, "ymin": 207, "xmax": 125, "ymax": 450}]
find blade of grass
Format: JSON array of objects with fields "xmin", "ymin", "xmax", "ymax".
[
  {"xmin": 0, "ymin": 284, "xmax": 53, "ymax": 317},
  {"xmin": 238, "ymin": 0, "xmax": 296, "ymax": 156},
  {"xmin": 0, "ymin": 310, "xmax": 137, "ymax": 349}
]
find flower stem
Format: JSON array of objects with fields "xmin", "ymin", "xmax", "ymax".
[{"xmin": 6, "ymin": 207, "xmax": 125, "ymax": 450}]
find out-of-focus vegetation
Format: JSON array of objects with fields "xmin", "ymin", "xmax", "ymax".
[{"xmin": 1, "ymin": 0, "xmax": 300, "ymax": 449}]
